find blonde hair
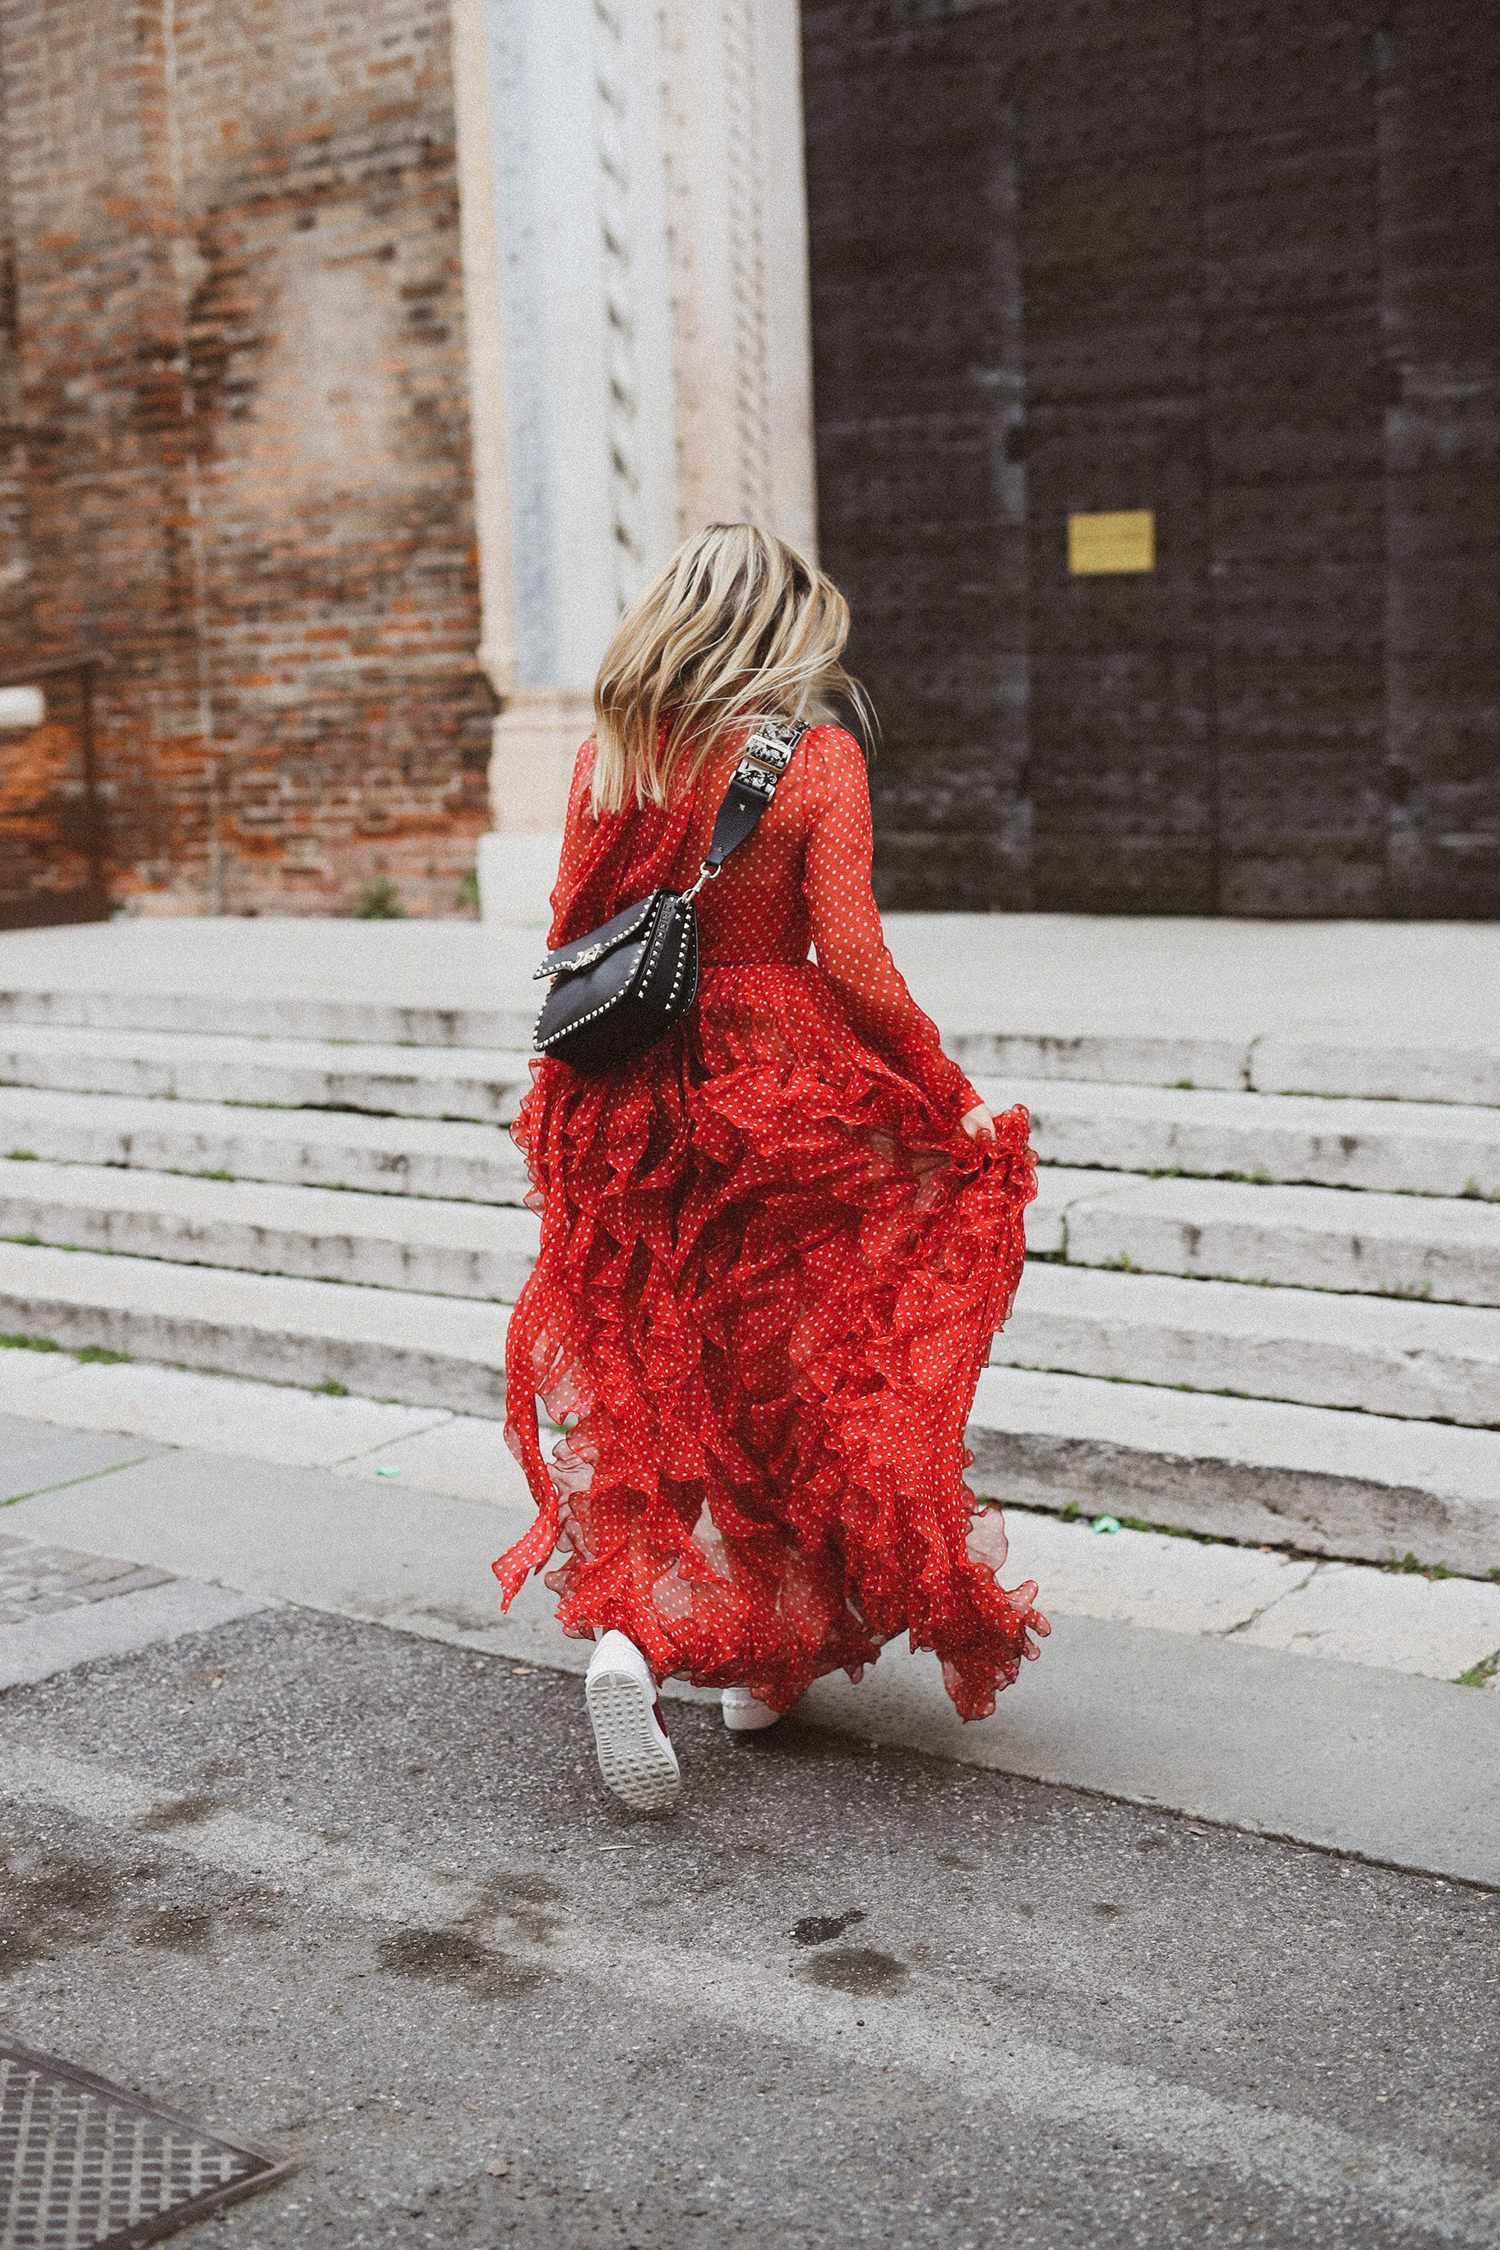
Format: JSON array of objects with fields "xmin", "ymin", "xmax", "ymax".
[{"xmin": 590, "ymin": 522, "xmax": 871, "ymax": 816}]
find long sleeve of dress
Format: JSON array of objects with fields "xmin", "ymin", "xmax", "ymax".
[
  {"xmin": 546, "ymin": 739, "xmax": 600, "ymax": 944},
  {"xmin": 801, "ymin": 726, "xmax": 983, "ymax": 1122}
]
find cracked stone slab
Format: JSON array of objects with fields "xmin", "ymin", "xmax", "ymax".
[
  {"xmin": 998, "ymin": 1508, "xmax": 1311, "ymax": 1635},
  {"xmin": 1236, "ymin": 1560, "xmax": 1500, "ymax": 1678}
]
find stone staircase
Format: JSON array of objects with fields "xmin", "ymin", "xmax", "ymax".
[{"xmin": 0, "ymin": 965, "xmax": 1497, "ymax": 1575}]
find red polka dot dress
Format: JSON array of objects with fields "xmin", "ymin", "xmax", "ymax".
[{"xmin": 493, "ymin": 722, "xmax": 1049, "ymax": 1721}]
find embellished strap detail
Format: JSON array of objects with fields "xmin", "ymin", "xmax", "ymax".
[{"xmin": 702, "ymin": 718, "xmax": 808, "ymax": 870}]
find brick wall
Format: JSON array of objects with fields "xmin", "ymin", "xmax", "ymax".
[
  {"xmin": 803, "ymin": 0, "xmax": 1500, "ymax": 917},
  {"xmin": 0, "ymin": 0, "xmax": 491, "ymax": 918}
]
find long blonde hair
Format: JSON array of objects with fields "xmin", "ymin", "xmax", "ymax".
[{"xmin": 590, "ymin": 522, "xmax": 871, "ymax": 816}]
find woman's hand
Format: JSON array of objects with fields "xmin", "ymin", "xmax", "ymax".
[{"xmin": 961, "ymin": 1101, "xmax": 995, "ymax": 1142}]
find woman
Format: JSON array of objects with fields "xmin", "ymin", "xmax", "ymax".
[{"xmin": 495, "ymin": 523, "xmax": 1047, "ymax": 1812}]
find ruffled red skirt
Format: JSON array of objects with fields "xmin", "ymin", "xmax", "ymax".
[{"xmin": 494, "ymin": 962, "xmax": 1049, "ymax": 1721}]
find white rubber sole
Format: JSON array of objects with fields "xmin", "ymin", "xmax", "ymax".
[
  {"xmin": 722, "ymin": 1686, "xmax": 782, "ymax": 1733},
  {"xmin": 585, "ymin": 1632, "xmax": 681, "ymax": 1813}
]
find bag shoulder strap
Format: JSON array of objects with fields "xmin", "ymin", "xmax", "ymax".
[{"xmin": 691, "ymin": 718, "xmax": 809, "ymax": 891}]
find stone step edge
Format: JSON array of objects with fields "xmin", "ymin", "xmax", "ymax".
[
  {"xmin": 1, "ymin": 1299, "xmax": 1495, "ymax": 1579},
  {"xmin": 10, "ymin": 1215, "xmax": 1500, "ymax": 1413},
  {"xmin": 968, "ymin": 1371, "xmax": 1500, "ymax": 1581},
  {"xmin": 2, "ymin": 990, "xmax": 1497, "ymax": 1106},
  {"xmin": 3, "ymin": 1192, "xmax": 1497, "ymax": 1321},
  {"xmin": 9, "ymin": 1154, "xmax": 1495, "ymax": 1279}
]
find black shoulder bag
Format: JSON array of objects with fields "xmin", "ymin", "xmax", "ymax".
[{"xmin": 532, "ymin": 717, "xmax": 808, "ymax": 1075}]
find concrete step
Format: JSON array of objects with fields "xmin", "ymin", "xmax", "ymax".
[
  {"xmin": 0, "ymin": 1161, "xmax": 539, "ymax": 1300},
  {"xmin": 993, "ymin": 1262, "xmax": 1500, "ymax": 1426},
  {"xmin": 980, "ymin": 1076, "xmax": 1500, "ymax": 1199},
  {"xmin": 955, "ymin": 1031, "xmax": 1500, "ymax": 1106},
  {"xmin": 5, "ymin": 1027, "xmax": 1498, "ymax": 1198},
  {"xmin": 1039, "ymin": 1172, "xmax": 1500, "ymax": 1306},
  {"xmin": 10, "ymin": 1160, "xmax": 1494, "ymax": 1423},
  {"xmin": 0, "ymin": 1023, "xmax": 533, "ymax": 1122},
  {"xmin": 5, "ymin": 986, "xmax": 1494, "ymax": 1104},
  {"xmin": 0, "ymin": 1086, "xmax": 531, "ymax": 1201},
  {"xmin": 966, "ymin": 1367, "xmax": 1500, "ymax": 1578},
  {"xmin": 0, "ymin": 1241, "xmax": 508, "ymax": 1415},
  {"xmin": 0, "ymin": 984, "xmax": 537, "ymax": 1050}
]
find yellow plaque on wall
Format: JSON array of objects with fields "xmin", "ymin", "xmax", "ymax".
[{"xmin": 1068, "ymin": 510, "xmax": 1155, "ymax": 574}]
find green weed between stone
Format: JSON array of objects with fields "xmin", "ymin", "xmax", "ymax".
[
  {"xmin": 315, "ymin": 1376, "xmax": 350, "ymax": 1397},
  {"xmin": 1387, "ymin": 1549, "xmax": 1454, "ymax": 1580},
  {"xmin": 0, "ymin": 1331, "xmax": 59, "ymax": 1351},
  {"xmin": 353, "ymin": 876, "xmax": 404, "ymax": 920},
  {"xmin": 1455, "ymin": 1651, "xmax": 1499, "ymax": 1690},
  {"xmin": 75, "ymin": 1345, "xmax": 130, "ymax": 1365}
]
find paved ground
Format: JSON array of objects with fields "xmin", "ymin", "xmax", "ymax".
[
  {"xmin": 2, "ymin": 1365, "xmax": 1498, "ymax": 1885},
  {"xmin": 0, "ymin": 1390, "xmax": 1497, "ymax": 2244},
  {"xmin": 3, "ymin": 1604, "xmax": 1499, "ymax": 2249}
]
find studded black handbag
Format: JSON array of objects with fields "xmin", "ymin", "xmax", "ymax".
[{"xmin": 532, "ymin": 717, "xmax": 809, "ymax": 1075}]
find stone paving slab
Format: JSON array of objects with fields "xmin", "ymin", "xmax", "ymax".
[
  {"xmin": 0, "ymin": 1410, "xmax": 163, "ymax": 1503},
  {"xmin": 1238, "ymin": 1559, "xmax": 1500, "ymax": 1676},
  {"xmin": 0, "ymin": 1023, "xmax": 533, "ymax": 1123},
  {"xmin": 975, "ymin": 1076, "xmax": 1500, "ymax": 1198},
  {"xmin": 0, "ymin": 1573, "xmax": 273, "ymax": 1689},
  {"xmin": 0, "ymin": 1356, "xmax": 453, "ymax": 1464},
  {"xmin": 969, "ymin": 1366, "xmax": 1500, "ymax": 1573},
  {"xmin": 0, "ymin": 1242, "xmax": 509, "ymax": 1414},
  {"xmin": 798, "ymin": 1619, "xmax": 1500, "ymax": 1889},
  {"xmin": 4, "ymin": 915, "xmax": 1499, "ymax": 1101}
]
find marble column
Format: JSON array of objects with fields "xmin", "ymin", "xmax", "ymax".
[{"xmin": 450, "ymin": 0, "xmax": 817, "ymax": 926}]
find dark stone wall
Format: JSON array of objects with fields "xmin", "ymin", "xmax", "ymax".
[{"xmin": 803, "ymin": 0, "xmax": 1500, "ymax": 917}]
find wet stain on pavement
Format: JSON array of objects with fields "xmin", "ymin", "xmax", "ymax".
[
  {"xmin": 134, "ymin": 1906, "xmax": 215, "ymax": 1952},
  {"xmin": 792, "ymin": 1909, "xmax": 865, "ymax": 1946},
  {"xmin": 376, "ymin": 1926, "xmax": 546, "ymax": 2001},
  {"xmin": 135, "ymin": 1792, "xmax": 221, "ymax": 1833},
  {"xmin": 17, "ymin": 1857, "xmax": 120, "ymax": 1916},
  {"xmin": 798, "ymin": 1945, "xmax": 908, "ymax": 1996},
  {"xmin": 0, "ymin": 1927, "xmax": 49, "ymax": 1978},
  {"xmin": 471, "ymin": 1869, "xmax": 566, "ymax": 1945}
]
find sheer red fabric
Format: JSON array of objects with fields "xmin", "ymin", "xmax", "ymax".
[{"xmin": 494, "ymin": 723, "xmax": 1048, "ymax": 1721}]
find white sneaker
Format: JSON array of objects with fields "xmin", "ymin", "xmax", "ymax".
[
  {"xmin": 584, "ymin": 1631, "xmax": 681, "ymax": 1812},
  {"xmin": 722, "ymin": 1685, "xmax": 781, "ymax": 1733}
]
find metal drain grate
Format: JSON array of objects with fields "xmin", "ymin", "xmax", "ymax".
[{"xmin": 0, "ymin": 2035, "xmax": 293, "ymax": 2249}]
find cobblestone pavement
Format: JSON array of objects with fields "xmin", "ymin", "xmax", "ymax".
[{"xmin": 0, "ymin": 1530, "xmax": 171, "ymax": 1623}]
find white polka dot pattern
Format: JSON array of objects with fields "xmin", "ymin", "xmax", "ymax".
[{"xmin": 494, "ymin": 725, "xmax": 1049, "ymax": 1721}]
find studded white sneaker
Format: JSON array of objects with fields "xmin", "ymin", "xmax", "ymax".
[
  {"xmin": 722, "ymin": 1685, "xmax": 781, "ymax": 1733},
  {"xmin": 584, "ymin": 1631, "xmax": 681, "ymax": 1812}
]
